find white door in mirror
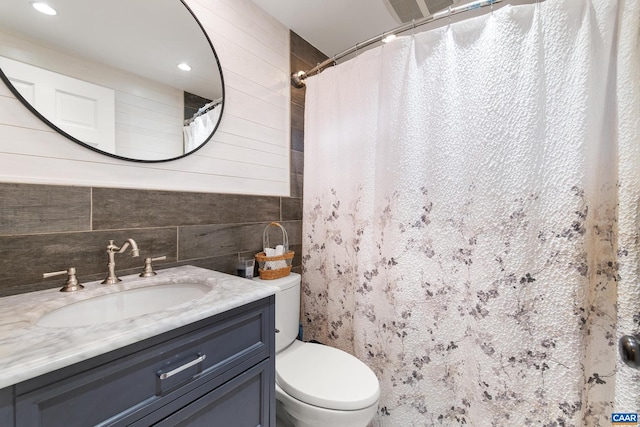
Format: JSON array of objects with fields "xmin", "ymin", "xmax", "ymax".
[{"xmin": 0, "ymin": 55, "xmax": 116, "ymax": 153}]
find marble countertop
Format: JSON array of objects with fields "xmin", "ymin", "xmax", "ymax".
[{"xmin": 0, "ymin": 265, "xmax": 278, "ymax": 389}]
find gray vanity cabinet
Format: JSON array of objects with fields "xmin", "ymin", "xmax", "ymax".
[
  {"xmin": 0, "ymin": 387, "xmax": 13, "ymax": 426},
  {"xmin": 9, "ymin": 296, "xmax": 275, "ymax": 427}
]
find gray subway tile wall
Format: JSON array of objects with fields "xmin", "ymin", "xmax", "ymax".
[
  {"xmin": 92, "ymin": 188, "xmax": 281, "ymax": 230},
  {"xmin": 0, "ymin": 183, "xmax": 91, "ymax": 234},
  {"xmin": 0, "ymin": 31, "xmax": 324, "ymax": 297},
  {"xmin": 0, "ymin": 183, "xmax": 300, "ymax": 296}
]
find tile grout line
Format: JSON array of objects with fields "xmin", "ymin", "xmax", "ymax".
[
  {"xmin": 90, "ymin": 187, "xmax": 93, "ymax": 231},
  {"xmin": 176, "ymin": 227, "xmax": 180, "ymax": 262}
]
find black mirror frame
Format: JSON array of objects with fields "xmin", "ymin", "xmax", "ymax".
[{"xmin": 0, "ymin": 0, "xmax": 225, "ymax": 163}]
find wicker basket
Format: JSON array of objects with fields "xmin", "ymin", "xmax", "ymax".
[{"xmin": 255, "ymin": 222, "xmax": 294, "ymax": 280}]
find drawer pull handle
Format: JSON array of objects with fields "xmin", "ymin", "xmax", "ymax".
[{"xmin": 159, "ymin": 353, "xmax": 206, "ymax": 380}]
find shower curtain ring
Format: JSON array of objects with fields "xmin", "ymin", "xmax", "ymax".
[
  {"xmin": 448, "ymin": 6, "xmax": 452, "ymax": 26},
  {"xmin": 411, "ymin": 19, "xmax": 416, "ymax": 37}
]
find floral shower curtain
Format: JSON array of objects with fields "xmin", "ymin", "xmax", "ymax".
[{"xmin": 302, "ymin": 0, "xmax": 640, "ymax": 425}]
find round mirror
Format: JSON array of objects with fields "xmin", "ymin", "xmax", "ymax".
[{"xmin": 0, "ymin": 0, "xmax": 224, "ymax": 162}]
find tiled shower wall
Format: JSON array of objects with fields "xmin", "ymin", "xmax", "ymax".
[{"xmin": 0, "ymin": 31, "xmax": 326, "ymax": 297}]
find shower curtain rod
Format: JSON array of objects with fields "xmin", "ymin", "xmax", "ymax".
[{"xmin": 291, "ymin": 0, "xmax": 503, "ymax": 88}]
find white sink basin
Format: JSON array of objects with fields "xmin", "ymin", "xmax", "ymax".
[{"xmin": 37, "ymin": 282, "xmax": 211, "ymax": 327}]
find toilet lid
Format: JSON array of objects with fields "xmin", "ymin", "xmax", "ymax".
[{"xmin": 276, "ymin": 342, "xmax": 380, "ymax": 411}]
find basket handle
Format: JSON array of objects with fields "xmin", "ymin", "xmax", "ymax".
[{"xmin": 263, "ymin": 222, "xmax": 289, "ymax": 252}]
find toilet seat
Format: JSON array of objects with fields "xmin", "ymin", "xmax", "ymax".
[{"xmin": 276, "ymin": 341, "xmax": 380, "ymax": 411}]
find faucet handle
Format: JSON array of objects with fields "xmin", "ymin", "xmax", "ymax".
[
  {"xmin": 43, "ymin": 267, "xmax": 85, "ymax": 292},
  {"xmin": 139, "ymin": 256, "xmax": 167, "ymax": 277}
]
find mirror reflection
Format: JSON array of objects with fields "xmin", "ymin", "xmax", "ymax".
[{"xmin": 0, "ymin": 0, "xmax": 224, "ymax": 162}]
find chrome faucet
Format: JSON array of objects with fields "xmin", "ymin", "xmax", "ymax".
[{"xmin": 102, "ymin": 239, "xmax": 140, "ymax": 284}]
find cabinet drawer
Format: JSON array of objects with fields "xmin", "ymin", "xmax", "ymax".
[
  {"xmin": 135, "ymin": 359, "xmax": 272, "ymax": 427},
  {"xmin": 15, "ymin": 298, "xmax": 273, "ymax": 427}
]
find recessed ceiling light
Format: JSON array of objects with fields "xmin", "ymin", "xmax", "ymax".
[
  {"xmin": 177, "ymin": 63, "xmax": 192, "ymax": 71},
  {"xmin": 31, "ymin": 2, "xmax": 57, "ymax": 16},
  {"xmin": 382, "ymin": 34, "xmax": 397, "ymax": 44}
]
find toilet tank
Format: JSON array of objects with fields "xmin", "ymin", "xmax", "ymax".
[{"xmin": 253, "ymin": 273, "xmax": 300, "ymax": 353}]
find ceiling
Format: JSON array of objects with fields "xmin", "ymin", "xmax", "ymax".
[
  {"xmin": 251, "ymin": 0, "xmax": 476, "ymax": 57},
  {"xmin": 251, "ymin": 0, "xmax": 397, "ymax": 57}
]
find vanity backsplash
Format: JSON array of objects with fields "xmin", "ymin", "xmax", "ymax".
[{"xmin": 0, "ymin": 183, "xmax": 302, "ymax": 296}]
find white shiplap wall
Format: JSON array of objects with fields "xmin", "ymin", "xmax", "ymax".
[{"xmin": 0, "ymin": 0, "xmax": 291, "ymax": 196}]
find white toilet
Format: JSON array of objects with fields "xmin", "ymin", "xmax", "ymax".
[{"xmin": 254, "ymin": 273, "xmax": 380, "ymax": 427}]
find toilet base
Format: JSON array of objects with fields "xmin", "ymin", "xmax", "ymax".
[
  {"xmin": 275, "ymin": 399, "xmax": 295, "ymax": 427},
  {"xmin": 275, "ymin": 383, "xmax": 378, "ymax": 427}
]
